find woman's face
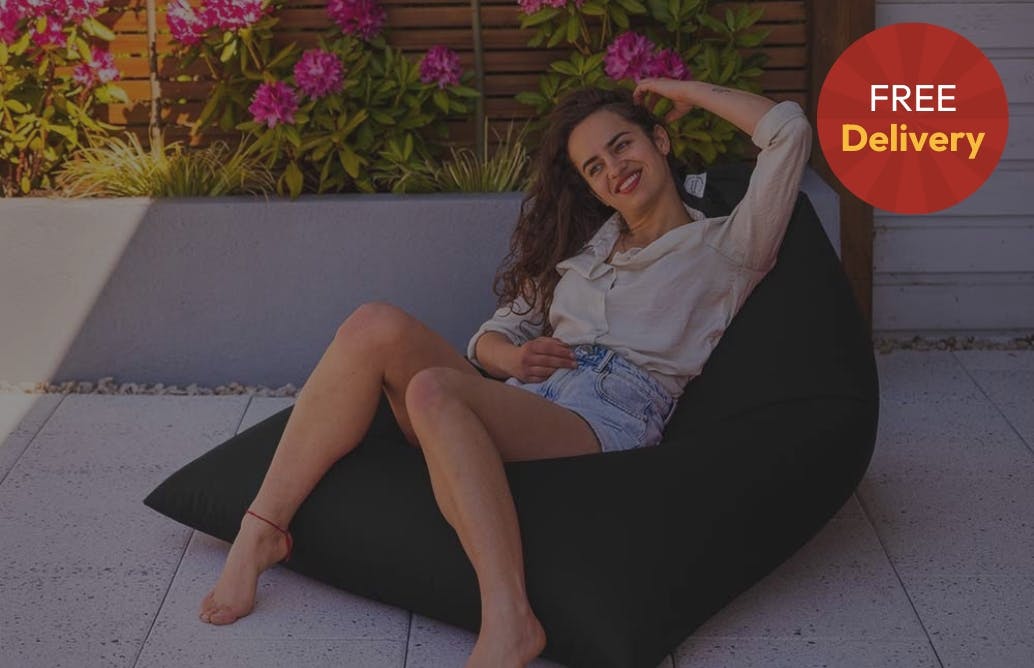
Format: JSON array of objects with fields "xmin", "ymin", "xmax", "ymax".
[{"xmin": 566, "ymin": 108, "xmax": 671, "ymax": 214}]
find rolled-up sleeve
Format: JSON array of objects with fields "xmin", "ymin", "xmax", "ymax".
[
  {"xmin": 465, "ymin": 291, "xmax": 546, "ymax": 368},
  {"xmin": 710, "ymin": 100, "xmax": 813, "ymax": 272}
]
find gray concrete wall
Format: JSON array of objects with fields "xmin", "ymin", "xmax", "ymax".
[
  {"xmin": 0, "ymin": 169, "xmax": 838, "ymax": 386},
  {"xmin": 873, "ymin": 1, "xmax": 1034, "ymax": 336}
]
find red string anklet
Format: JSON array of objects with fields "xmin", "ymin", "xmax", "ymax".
[{"xmin": 245, "ymin": 509, "xmax": 293, "ymax": 563}]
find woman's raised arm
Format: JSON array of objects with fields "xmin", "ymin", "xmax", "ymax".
[{"xmin": 632, "ymin": 79, "xmax": 776, "ymax": 137}]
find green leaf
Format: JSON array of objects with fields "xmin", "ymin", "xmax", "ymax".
[
  {"xmin": 742, "ymin": 6, "xmax": 765, "ymax": 28},
  {"xmin": 580, "ymin": 1, "xmax": 606, "ymax": 16},
  {"xmin": 725, "ymin": 8, "xmax": 735, "ymax": 31},
  {"xmin": 339, "ymin": 108, "xmax": 368, "ymax": 137},
  {"xmin": 105, "ymin": 85, "xmax": 130, "ymax": 105},
  {"xmin": 550, "ymin": 60, "xmax": 579, "ymax": 76},
  {"xmin": 737, "ymin": 31, "xmax": 765, "ymax": 48},
  {"xmin": 284, "ymin": 161, "xmax": 303, "ymax": 198},
  {"xmin": 611, "ymin": 6, "xmax": 630, "ymax": 29},
  {"xmin": 565, "ymin": 14, "xmax": 579, "ymax": 42},
  {"xmin": 83, "ymin": 17, "xmax": 116, "ymax": 41},
  {"xmin": 546, "ymin": 26, "xmax": 566, "ymax": 47},
  {"xmin": 338, "ymin": 146, "xmax": 360, "ymax": 178},
  {"xmin": 519, "ymin": 7, "xmax": 561, "ymax": 28},
  {"xmin": 697, "ymin": 14, "xmax": 726, "ymax": 34},
  {"xmin": 515, "ymin": 91, "xmax": 544, "ymax": 107},
  {"xmin": 432, "ymin": 89, "xmax": 449, "ymax": 114},
  {"xmin": 451, "ymin": 86, "xmax": 481, "ymax": 99},
  {"xmin": 220, "ymin": 40, "xmax": 238, "ymax": 63},
  {"xmin": 284, "ymin": 125, "xmax": 301, "ymax": 148},
  {"xmin": 615, "ymin": 0, "xmax": 647, "ymax": 14},
  {"xmin": 267, "ymin": 43, "xmax": 298, "ymax": 69},
  {"xmin": 5, "ymin": 99, "xmax": 28, "ymax": 114}
]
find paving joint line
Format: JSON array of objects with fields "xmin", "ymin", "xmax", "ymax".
[
  {"xmin": 853, "ymin": 489, "xmax": 946, "ymax": 668},
  {"xmin": 0, "ymin": 393, "xmax": 67, "ymax": 488},
  {"xmin": 951, "ymin": 350, "xmax": 1034, "ymax": 458},
  {"xmin": 130, "ymin": 529, "xmax": 195, "ymax": 668}
]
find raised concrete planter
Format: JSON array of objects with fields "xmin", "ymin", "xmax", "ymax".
[{"xmin": 0, "ymin": 167, "xmax": 838, "ymax": 386}]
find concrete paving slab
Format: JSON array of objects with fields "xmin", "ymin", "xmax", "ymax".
[
  {"xmin": 968, "ymin": 369, "xmax": 1034, "ymax": 453},
  {"xmin": 0, "ymin": 393, "xmax": 62, "ymax": 482},
  {"xmin": 135, "ymin": 638, "xmax": 404, "ymax": 668},
  {"xmin": 953, "ymin": 350, "xmax": 1034, "ymax": 373},
  {"xmin": 901, "ymin": 575, "xmax": 1034, "ymax": 668},
  {"xmin": 867, "ymin": 394, "xmax": 1034, "ymax": 480},
  {"xmin": 673, "ymin": 637, "xmax": 940, "ymax": 667},
  {"xmin": 134, "ymin": 531, "xmax": 409, "ymax": 665},
  {"xmin": 404, "ymin": 615, "xmax": 570, "ymax": 668},
  {"xmin": 875, "ymin": 351, "xmax": 984, "ymax": 402},
  {"xmin": 687, "ymin": 518, "xmax": 926, "ymax": 642},
  {"xmin": 858, "ymin": 472, "xmax": 1034, "ymax": 578},
  {"xmin": 0, "ymin": 395, "xmax": 247, "ymax": 668}
]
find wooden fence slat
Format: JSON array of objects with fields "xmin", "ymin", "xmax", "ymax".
[{"xmin": 109, "ymin": 1, "xmax": 805, "ymax": 31}]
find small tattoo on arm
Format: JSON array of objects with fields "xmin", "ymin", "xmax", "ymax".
[{"xmin": 709, "ymin": 87, "xmax": 732, "ymax": 94}]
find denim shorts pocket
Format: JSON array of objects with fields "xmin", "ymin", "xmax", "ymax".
[{"xmin": 594, "ymin": 369, "xmax": 652, "ymax": 421}]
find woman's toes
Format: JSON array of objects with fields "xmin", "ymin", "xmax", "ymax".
[{"xmin": 207, "ymin": 606, "xmax": 239, "ymax": 625}]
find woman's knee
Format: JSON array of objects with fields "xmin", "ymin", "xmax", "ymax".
[
  {"xmin": 336, "ymin": 301, "xmax": 415, "ymax": 350},
  {"xmin": 404, "ymin": 367, "xmax": 465, "ymax": 419}
]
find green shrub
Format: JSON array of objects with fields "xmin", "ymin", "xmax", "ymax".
[
  {"xmin": 56, "ymin": 132, "xmax": 275, "ymax": 197},
  {"xmin": 0, "ymin": 3, "xmax": 127, "ymax": 196}
]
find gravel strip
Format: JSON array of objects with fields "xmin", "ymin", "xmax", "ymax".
[
  {"xmin": 1, "ymin": 335, "xmax": 1031, "ymax": 395},
  {"xmin": 0, "ymin": 377, "xmax": 300, "ymax": 397}
]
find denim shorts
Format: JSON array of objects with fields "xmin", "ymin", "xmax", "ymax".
[{"xmin": 504, "ymin": 344, "xmax": 678, "ymax": 453}]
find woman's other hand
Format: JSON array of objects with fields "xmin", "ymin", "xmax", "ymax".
[
  {"xmin": 513, "ymin": 337, "xmax": 578, "ymax": 383},
  {"xmin": 632, "ymin": 78, "xmax": 699, "ymax": 124}
]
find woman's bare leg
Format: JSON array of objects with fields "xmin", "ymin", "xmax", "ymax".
[
  {"xmin": 404, "ymin": 367, "xmax": 602, "ymax": 667},
  {"xmin": 199, "ymin": 302, "xmax": 481, "ymax": 624}
]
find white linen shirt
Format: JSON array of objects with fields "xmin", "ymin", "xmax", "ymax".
[{"xmin": 467, "ymin": 100, "xmax": 813, "ymax": 400}]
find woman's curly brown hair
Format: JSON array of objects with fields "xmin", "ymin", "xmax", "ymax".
[{"xmin": 492, "ymin": 86, "xmax": 691, "ymax": 337}]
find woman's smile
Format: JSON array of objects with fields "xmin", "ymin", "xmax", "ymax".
[{"xmin": 615, "ymin": 170, "xmax": 642, "ymax": 194}]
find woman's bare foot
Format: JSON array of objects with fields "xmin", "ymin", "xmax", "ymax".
[
  {"xmin": 465, "ymin": 607, "xmax": 547, "ymax": 668},
  {"xmin": 198, "ymin": 512, "xmax": 291, "ymax": 625}
]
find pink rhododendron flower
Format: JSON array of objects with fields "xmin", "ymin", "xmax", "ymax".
[
  {"xmin": 1, "ymin": 1, "xmax": 27, "ymax": 44},
  {"xmin": 327, "ymin": 0, "xmax": 385, "ymax": 41},
  {"xmin": 73, "ymin": 46, "xmax": 120, "ymax": 89},
  {"xmin": 517, "ymin": 0, "xmax": 582, "ymax": 14},
  {"xmin": 641, "ymin": 47, "xmax": 692, "ymax": 81},
  {"xmin": 200, "ymin": 0, "xmax": 265, "ymax": 31},
  {"xmin": 31, "ymin": 15, "xmax": 66, "ymax": 47},
  {"xmin": 60, "ymin": 0, "xmax": 105, "ymax": 24},
  {"xmin": 249, "ymin": 80, "xmax": 299, "ymax": 128},
  {"xmin": 419, "ymin": 45, "xmax": 461, "ymax": 90},
  {"xmin": 19, "ymin": 0, "xmax": 105, "ymax": 24},
  {"xmin": 293, "ymin": 48, "xmax": 344, "ymax": 100},
  {"xmin": 604, "ymin": 31, "xmax": 655, "ymax": 82},
  {"xmin": 167, "ymin": 0, "xmax": 207, "ymax": 45}
]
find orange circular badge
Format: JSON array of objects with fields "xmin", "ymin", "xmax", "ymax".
[{"xmin": 817, "ymin": 23, "xmax": 1009, "ymax": 214}]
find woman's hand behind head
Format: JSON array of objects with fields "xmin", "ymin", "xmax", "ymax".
[{"xmin": 632, "ymin": 78, "xmax": 699, "ymax": 124}]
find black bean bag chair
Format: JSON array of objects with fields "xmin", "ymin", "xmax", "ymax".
[{"xmin": 144, "ymin": 161, "xmax": 878, "ymax": 668}]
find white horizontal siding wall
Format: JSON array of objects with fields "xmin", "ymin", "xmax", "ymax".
[{"xmin": 873, "ymin": 1, "xmax": 1034, "ymax": 337}]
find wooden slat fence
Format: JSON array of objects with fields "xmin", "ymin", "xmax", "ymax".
[{"xmin": 98, "ymin": 0, "xmax": 809, "ymax": 150}]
